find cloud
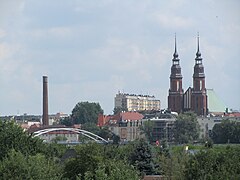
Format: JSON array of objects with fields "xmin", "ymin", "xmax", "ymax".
[
  {"xmin": 29, "ymin": 26, "xmax": 75, "ymax": 39},
  {"xmin": 151, "ymin": 13, "xmax": 194, "ymax": 29},
  {"xmin": 0, "ymin": 29, "xmax": 6, "ymax": 38},
  {"xmin": 0, "ymin": 0, "xmax": 25, "ymax": 27}
]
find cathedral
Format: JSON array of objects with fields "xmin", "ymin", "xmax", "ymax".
[{"xmin": 168, "ymin": 35, "xmax": 208, "ymax": 116}]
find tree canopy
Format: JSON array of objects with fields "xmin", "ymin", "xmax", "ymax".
[
  {"xmin": 71, "ymin": 101, "xmax": 103, "ymax": 124},
  {"xmin": 212, "ymin": 120, "xmax": 240, "ymax": 144},
  {"xmin": 185, "ymin": 146, "xmax": 240, "ymax": 179},
  {"xmin": 128, "ymin": 139, "xmax": 155, "ymax": 176},
  {"xmin": 113, "ymin": 107, "xmax": 128, "ymax": 115},
  {"xmin": 173, "ymin": 112, "xmax": 200, "ymax": 144},
  {"xmin": 140, "ymin": 120, "xmax": 154, "ymax": 142},
  {"xmin": 0, "ymin": 121, "xmax": 47, "ymax": 160},
  {"xmin": 0, "ymin": 150, "xmax": 62, "ymax": 180}
]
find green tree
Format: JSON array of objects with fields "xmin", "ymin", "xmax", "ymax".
[
  {"xmin": 156, "ymin": 151, "xmax": 189, "ymax": 179},
  {"xmin": 184, "ymin": 146, "xmax": 240, "ymax": 179},
  {"xmin": 128, "ymin": 139, "xmax": 155, "ymax": 176},
  {"xmin": 0, "ymin": 150, "xmax": 62, "ymax": 180},
  {"xmin": 81, "ymin": 122, "xmax": 101, "ymax": 135},
  {"xmin": 212, "ymin": 120, "xmax": 240, "ymax": 144},
  {"xmin": 71, "ymin": 101, "xmax": 103, "ymax": 124},
  {"xmin": 84, "ymin": 159, "xmax": 139, "ymax": 180},
  {"xmin": 0, "ymin": 121, "xmax": 46, "ymax": 160},
  {"xmin": 140, "ymin": 120, "xmax": 154, "ymax": 142},
  {"xmin": 113, "ymin": 107, "xmax": 128, "ymax": 115},
  {"xmin": 81, "ymin": 122, "xmax": 112, "ymax": 141},
  {"xmin": 173, "ymin": 112, "xmax": 200, "ymax": 144},
  {"xmin": 51, "ymin": 135, "xmax": 67, "ymax": 143},
  {"xmin": 60, "ymin": 116, "xmax": 73, "ymax": 126},
  {"xmin": 63, "ymin": 143, "xmax": 104, "ymax": 180}
]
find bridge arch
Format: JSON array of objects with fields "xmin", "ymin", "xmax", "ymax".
[{"xmin": 32, "ymin": 128, "xmax": 108, "ymax": 144}]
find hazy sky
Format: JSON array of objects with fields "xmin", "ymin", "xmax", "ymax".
[{"xmin": 0, "ymin": 0, "xmax": 239, "ymax": 115}]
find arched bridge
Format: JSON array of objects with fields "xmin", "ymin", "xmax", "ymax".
[{"xmin": 32, "ymin": 128, "xmax": 108, "ymax": 144}]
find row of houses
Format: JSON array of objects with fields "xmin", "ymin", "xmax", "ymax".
[
  {"xmin": 98, "ymin": 110, "xmax": 240, "ymax": 143},
  {"xmin": 6, "ymin": 110, "xmax": 240, "ymax": 144}
]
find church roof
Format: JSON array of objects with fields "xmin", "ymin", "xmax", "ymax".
[{"xmin": 207, "ymin": 89, "xmax": 227, "ymax": 113}]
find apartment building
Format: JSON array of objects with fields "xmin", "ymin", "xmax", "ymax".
[{"xmin": 115, "ymin": 92, "xmax": 160, "ymax": 111}]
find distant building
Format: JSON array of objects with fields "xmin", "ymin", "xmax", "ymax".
[
  {"xmin": 197, "ymin": 113, "xmax": 240, "ymax": 139},
  {"xmin": 168, "ymin": 35, "xmax": 208, "ymax": 116},
  {"xmin": 142, "ymin": 112, "xmax": 176, "ymax": 143},
  {"xmin": 115, "ymin": 92, "xmax": 160, "ymax": 112},
  {"xmin": 98, "ymin": 111, "xmax": 144, "ymax": 142},
  {"xmin": 168, "ymin": 36, "xmax": 184, "ymax": 114}
]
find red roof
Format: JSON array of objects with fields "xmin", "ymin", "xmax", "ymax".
[
  {"xmin": 120, "ymin": 111, "xmax": 144, "ymax": 121},
  {"xmin": 98, "ymin": 111, "xmax": 144, "ymax": 126},
  {"xmin": 226, "ymin": 112, "xmax": 240, "ymax": 117}
]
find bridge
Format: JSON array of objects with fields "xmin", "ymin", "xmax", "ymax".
[{"xmin": 32, "ymin": 128, "xmax": 109, "ymax": 144}]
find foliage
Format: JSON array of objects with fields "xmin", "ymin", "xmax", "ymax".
[
  {"xmin": 157, "ymin": 151, "xmax": 189, "ymax": 179},
  {"xmin": 0, "ymin": 150, "xmax": 62, "ymax": 180},
  {"xmin": 71, "ymin": 101, "xmax": 103, "ymax": 124},
  {"xmin": 63, "ymin": 143, "xmax": 104, "ymax": 179},
  {"xmin": 212, "ymin": 120, "xmax": 240, "ymax": 144},
  {"xmin": 0, "ymin": 121, "xmax": 47, "ymax": 160},
  {"xmin": 173, "ymin": 112, "xmax": 200, "ymax": 144},
  {"xmin": 204, "ymin": 137, "xmax": 213, "ymax": 148},
  {"xmin": 113, "ymin": 107, "xmax": 128, "ymax": 115},
  {"xmin": 51, "ymin": 135, "xmax": 67, "ymax": 143},
  {"xmin": 84, "ymin": 159, "xmax": 139, "ymax": 180},
  {"xmin": 128, "ymin": 139, "xmax": 155, "ymax": 176},
  {"xmin": 60, "ymin": 116, "xmax": 73, "ymax": 126},
  {"xmin": 184, "ymin": 146, "xmax": 240, "ymax": 179},
  {"xmin": 81, "ymin": 122, "xmax": 113, "ymax": 141},
  {"xmin": 112, "ymin": 133, "xmax": 120, "ymax": 144},
  {"xmin": 81, "ymin": 122, "xmax": 101, "ymax": 135},
  {"xmin": 140, "ymin": 120, "xmax": 154, "ymax": 142},
  {"xmin": 63, "ymin": 142, "xmax": 141, "ymax": 179}
]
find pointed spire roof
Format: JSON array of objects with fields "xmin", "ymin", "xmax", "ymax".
[
  {"xmin": 195, "ymin": 33, "xmax": 203, "ymax": 64},
  {"xmin": 196, "ymin": 33, "xmax": 202, "ymax": 59},
  {"xmin": 173, "ymin": 33, "xmax": 179, "ymax": 59}
]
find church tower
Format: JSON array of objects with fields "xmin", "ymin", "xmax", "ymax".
[
  {"xmin": 168, "ymin": 35, "xmax": 184, "ymax": 113},
  {"xmin": 191, "ymin": 34, "xmax": 208, "ymax": 116}
]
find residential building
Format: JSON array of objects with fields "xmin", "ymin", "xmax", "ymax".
[
  {"xmin": 115, "ymin": 92, "xmax": 160, "ymax": 111},
  {"xmin": 98, "ymin": 111, "xmax": 144, "ymax": 142},
  {"xmin": 142, "ymin": 112, "xmax": 176, "ymax": 143}
]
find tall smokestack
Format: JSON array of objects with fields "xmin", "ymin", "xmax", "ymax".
[{"xmin": 42, "ymin": 76, "xmax": 49, "ymax": 126}]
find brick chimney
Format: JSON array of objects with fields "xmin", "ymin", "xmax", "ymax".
[{"xmin": 42, "ymin": 76, "xmax": 49, "ymax": 126}]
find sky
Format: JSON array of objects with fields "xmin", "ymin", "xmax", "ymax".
[{"xmin": 0, "ymin": 0, "xmax": 239, "ymax": 116}]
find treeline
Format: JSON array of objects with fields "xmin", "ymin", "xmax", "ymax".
[
  {"xmin": 1, "ymin": 120, "xmax": 240, "ymax": 179},
  {"xmin": 212, "ymin": 120, "xmax": 240, "ymax": 144}
]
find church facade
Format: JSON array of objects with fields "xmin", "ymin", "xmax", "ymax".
[{"xmin": 168, "ymin": 35, "xmax": 208, "ymax": 116}]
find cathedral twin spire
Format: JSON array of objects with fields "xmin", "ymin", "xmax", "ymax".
[
  {"xmin": 173, "ymin": 33, "xmax": 203, "ymax": 65},
  {"xmin": 168, "ymin": 33, "xmax": 207, "ymax": 115}
]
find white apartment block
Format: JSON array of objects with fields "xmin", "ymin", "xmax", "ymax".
[{"xmin": 115, "ymin": 92, "xmax": 161, "ymax": 111}]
